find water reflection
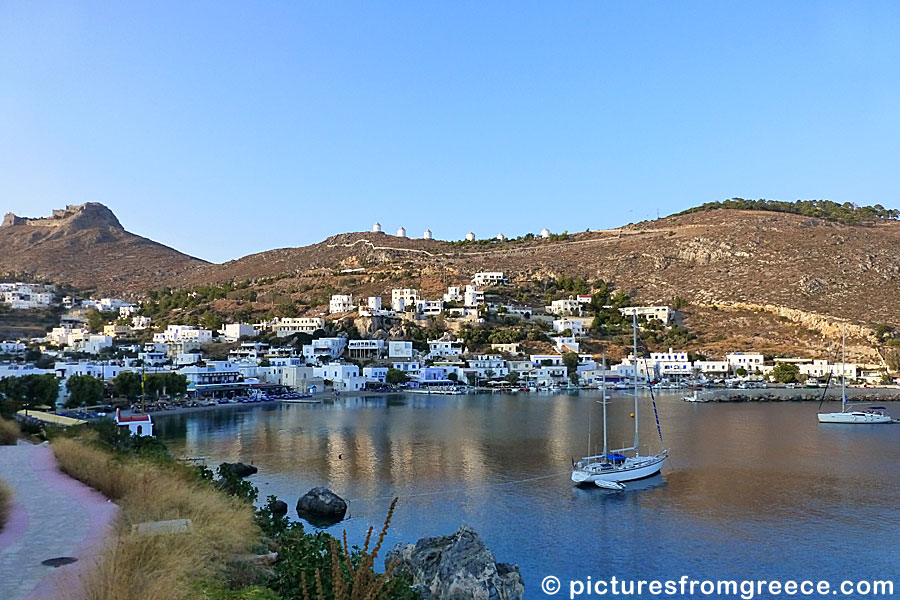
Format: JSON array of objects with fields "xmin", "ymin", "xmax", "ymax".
[{"xmin": 155, "ymin": 393, "xmax": 900, "ymax": 589}]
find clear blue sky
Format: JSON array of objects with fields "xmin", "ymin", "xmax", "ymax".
[{"xmin": 2, "ymin": 2, "xmax": 899, "ymax": 263}]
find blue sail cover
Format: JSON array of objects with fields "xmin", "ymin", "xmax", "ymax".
[{"xmin": 606, "ymin": 453, "xmax": 627, "ymax": 461}]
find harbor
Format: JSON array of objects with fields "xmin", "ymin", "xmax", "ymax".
[{"xmin": 153, "ymin": 390, "xmax": 900, "ymax": 591}]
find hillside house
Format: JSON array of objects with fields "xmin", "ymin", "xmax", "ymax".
[
  {"xmin": 472, "ymin": 272, "xmax": 507, "ymax": 286},
  {"xmin": 546, "ymin": 298, "xmax": 582, "ymax": 316},
  {"xmin": 392, "ymin": 289, "xmax": 419, "ymax": 312},
  {"xmin": 302, "ymin": 337, "xmax": 347, "ymax": 362},
  {"xmin": 618, "ymin": 306, "xmax": 673, "ymax": 325},
  {"xmin": 329, "ymin": 294, "xmax": 355, "ymax": 314},
  {"xmin": 347, "ymin": 339, "xmax": 385, "ymax": 359},
  {"xmin": 275, "ymin": 317, "xmax": 325, "ymax": 337},
  {"xmin": 388, "ymin": 341, "xmax": 414, "ymax": 358}
]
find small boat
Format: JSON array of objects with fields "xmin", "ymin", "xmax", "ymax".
[
  {"xmin": 594, "ymin": 479, "xmax": 626, "ymax": 491},
  {"xmin": 681, "ymin": 391, "xmax": 709, "ymax": 403}
]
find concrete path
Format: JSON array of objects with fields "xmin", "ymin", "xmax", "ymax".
[{"xmin": 0, "ymin": 441, "xmax": 118, "ymax": 600}]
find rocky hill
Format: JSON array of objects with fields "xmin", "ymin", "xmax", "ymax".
[
  {"xmin": 174, "ymin": 209, "xmax": 900, "ymax": 329},
  {"xmin": 0, "ymin": 203, "xmax": 205, "ymax": 295},
  {"xmin": 5, "ymin": 203, "xmax": 900, "ymax": 360}
]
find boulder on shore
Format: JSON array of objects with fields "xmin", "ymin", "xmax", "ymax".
[
  {"xmin": 295, "ymin": 487, "xmax": 347, "ymax": 524},
  {"xmin": 271, "ymin": 500, "xmax": 288, "ymax": 516},
  {"xmin": 385, "ymin": 526, "xmax": 524, "ymax": 600},
  {"xmin": 223, "ymin": 462, "xmax": 258, "ymax": 477}
]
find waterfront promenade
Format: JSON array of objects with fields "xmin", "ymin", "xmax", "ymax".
[{"xmin": 0, "ymin": 442, "xmax": 117, "ymax": 600}]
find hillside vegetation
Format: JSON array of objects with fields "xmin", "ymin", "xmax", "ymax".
[{"xmin": 677, "ymin": 198, "xmax": 899, "ymax": 224}]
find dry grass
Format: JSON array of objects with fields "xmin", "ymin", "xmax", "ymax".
[
  {"xmin": 52, "ymin": 437, "xmax": 258, "ymax": 600},
  {"xmin": 0, "ymin": 479, "xmax": 11, "ymax": 532},
  {"xmin": 0, "ymin": 416, "xmax": 21, "ymax": 445}
]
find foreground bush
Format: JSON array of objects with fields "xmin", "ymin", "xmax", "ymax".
[
  {"xmin": 52, "ymin": 437, "xmax": 258, "ymax": 600},
  {"xmin": 0, "ymin": 416, "xmax": 20, "ymax": 445},
  {"xmin": 0, "ymin": 479, "xmax": 11, "ymax": 532}
]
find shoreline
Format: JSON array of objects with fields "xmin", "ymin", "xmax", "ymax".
[{"xmin": 126, "ymin": 387, "xmax": 900, "ymax": 420}]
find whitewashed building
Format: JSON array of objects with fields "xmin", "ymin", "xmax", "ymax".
[
  {"xmin": 302, "ymin": 337, "xmax": 347, "ymax": 362},
  {"xmin": 472, "ymin": 272, "xmax": 507, "ymax": 286},
  {"xmin": 428, "ymin": 339, "xmax": 464, "ymax": 358},
  {"xmin": 726, "ymin": 352, "xmax": 765, "ymax": 372},
  {"xmin": 443, "ymin": 286, "xmax": 462, "ymax": 303},
  {"xmin": 554, "ymin": 337, "xmax": 580, "ymax": 353},
  {"xmin": 467, "ymin": 355, "xmax": 509, "ymax": 378},
  {"xmin": 220, "ymin": 323, "xmax": 258, "ymax": 342},
  {"xmin": 281, "ymin": 366, "xmax": 323, "ymax": 393},
  {"xmin": 179, "ymin": 362, "xmax": 241, "ymax": 386},
  {"xmin": 553, "ymin": 318, "xmax": 585, "ymax": 337},
  {"xmin": 648, "ymin": 348, "xmax": 692, "ymax": 376},
  {"xmin": 416, "ymin": 300, "xmax": 444, "ymax": 316},
  {"xmin": 275, "ymin": 317, "xmax": 325, "ymax": 337},
  {"xmin": 693, "ymin": 360, "xmax": 729, "ymax": 376},
  {"xmin": 391, "ymin": 289, "xmax": 419, "ymax": 312},
  {"xmin": 363, "ymin": 366, "xmax": 389, "ymax": 383},
  {"xmin": 83, "ymin": 335, "xmax": 114, "ymax": 355},
  {"xmin": 0, "ymin": 341, "xmax": 26, "ymax": 354},
  {"xmin": 329, "ymin": 294, "xmax": 355, "ymax": 314},
  {"xmin": 54, "ymin": 362, "xmax": 121, "ymax": 380},
  {"xmin": 153, "ymin": 325, "xmax": 213, "ymax": 344},
  {"xmin": 546, "ymin": 299, "xmax": 582, "ymax": 316},
  {"xmin": 464, "ymin": 285, "xmax": 484, "ymax": 307},
  {"xmin": 618, "ymin": 306, "xmax": 673, "ymax": 325},
  {"xmin": 392, "ymin": 361, "xmax": 421, "ymax": 375},
  {"xmin": 794, "ymin": 359, "xmax": 857, "ymax": 380},
  {"xmin": 131, "ymin": 315, "xmax": 152, "ymax": 330},
  {"xmin": 347, "ymin": 339, "xmax": 385, "ymax": 359},
  {"xmin": 388, "ymin": 341, "xmax": 414, "ymax": 358}
]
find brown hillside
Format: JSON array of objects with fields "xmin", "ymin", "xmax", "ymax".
[
  {"xmin": 174, "ymin": 210, "xmax": 900, "ymax": 329},
  {"xmin": 0, "ymin": 203, "xmax": 205, "ymax": 295}
]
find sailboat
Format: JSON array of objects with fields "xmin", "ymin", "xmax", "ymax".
[
  {"xmin": 817, "ymin": 327, "xmax": 892, "ymax": 424},
  {"xmin": 571, "ymin": 314, "xmax": 670, "ymax": 489}
]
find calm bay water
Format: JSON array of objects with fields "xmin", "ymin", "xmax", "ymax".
[{"xmin": 155, "ymin": 393, "xmax": 900, "ymax": 597}]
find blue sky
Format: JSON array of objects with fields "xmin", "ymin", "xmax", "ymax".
[{"xmin": 2, "ymin": 2, "xmax": 899, "ymax": 262}]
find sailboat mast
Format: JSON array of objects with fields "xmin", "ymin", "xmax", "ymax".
[
  {"xmin": 633, "ymin": 312, "xmax": 639, "ymax": 454},
  {"xmin": 587, "ymin": 388, "xmax": 592, "ymax": 456},
  {"xmin": 841, "ymin": 325, "xmax": 846, "ymax": 410},
  {"xmin": 602, "ymin": 352, "xmax": 608, "ymax": 456}
]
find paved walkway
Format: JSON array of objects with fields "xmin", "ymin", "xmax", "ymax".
[{"xmin": 0, "ymin": 441, "xmax": 118, "ymax": 600}]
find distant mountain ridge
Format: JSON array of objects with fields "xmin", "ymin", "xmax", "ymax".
[
  {"xmin": 171, "ymin": 209, "xmax": 900, "ymax": 330},
  {"xmin": 0, "ymin": 203, "xmax": 205, "ymax": 295},
  {"xmin": 4, "ymin": 203, "xmax": 900, "ymax": 334}
]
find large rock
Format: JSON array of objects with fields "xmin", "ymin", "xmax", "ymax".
[
  {"xmin": 224, "ymin": 462, "xmax": 258, "ymax": 477},
  {"xmin": 271, "ymin": 500, "xmax": 288, "ymax": 516},
  {"xmin": 385, "ymin": 526, "xmax": 524, "ymax": 600},
  {"xmin": 295, "ymin": 487, "xmax": 347, "ymax": 524}
]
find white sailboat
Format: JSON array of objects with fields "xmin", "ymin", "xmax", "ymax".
[
  {"xmin": 572, "ymin": 315, "xmax": 669, "ymax": 489},
  {"xmin": 817, "ymin": 327, "xmax": 892, "ymax": 424}
]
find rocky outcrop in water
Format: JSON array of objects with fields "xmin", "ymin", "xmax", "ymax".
[
  {"xmin": 385, "ymin": 526, "xmax": 524, "ymax": 600},
  {"xmin": 270, "ymin": 499, "xmax": 288, "ymax": 516},
  {"xmin": 223, "ymin": 462, "xmax": 258, "ymax": 477},
  {"xmin": 295, "ymin": 487, "xmax": 347, "ymax": 523}
]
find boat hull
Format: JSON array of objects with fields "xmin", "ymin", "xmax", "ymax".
[
  {"xmin": 817, "ymin": 412, "xmax": 892, "ymax": 424},
  {"xmin": 572, "ymin": 452, "xmax": 668, "ymax": 484}
]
